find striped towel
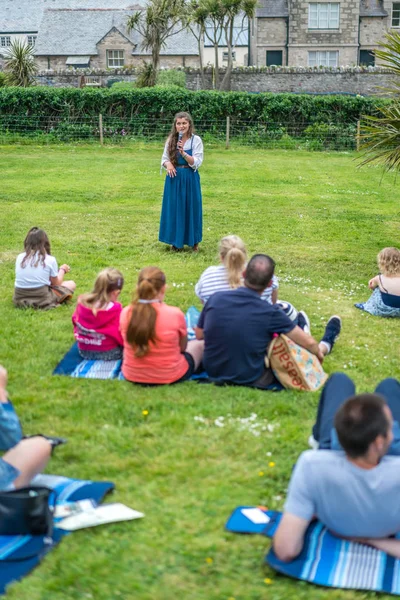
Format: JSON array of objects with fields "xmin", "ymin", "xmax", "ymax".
[{"xmin": 226, "ymin": 507, "xmax": 400, "ymax": 595}]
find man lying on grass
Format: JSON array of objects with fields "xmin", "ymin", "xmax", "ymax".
[
  {"xmin": 195, "ymin": 254, "xmax": 341, "ymax": 390},
  {"xmin": 274, "ymin": 379, "xmax": 400, "ymax": 561}
]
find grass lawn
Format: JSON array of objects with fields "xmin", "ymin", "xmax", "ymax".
[{"xmin": 1, "ymin": 142, "xmax": 400, "ymax": 600}]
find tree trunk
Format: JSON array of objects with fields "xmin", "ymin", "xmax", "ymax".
[
  {"xmin": 220, "ymin": 20, "xmax": 234, "ymax": 91},
  {"xmin": 198, "ymin": 35, "xmax": 206, "ymax": 89},
  {"xmin": 151, "ymin": 46, "xmax": 160, "ymax": 86},
  {"xmin": 213, "ymin": 42, "xmax": 220, "ymax": 88}
]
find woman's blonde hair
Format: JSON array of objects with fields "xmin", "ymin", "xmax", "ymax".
[
  {"xmin": 219, "ymin": 235, "xmax": 247, "ymax": 289},
  {"xmin": 127, "ymin": 266, "xmax": 166, "ymax": 357},
  {"xmin": 80, "ymin": 268, "xmax": 124, "ymax": 315},
  {"xmin": 378, "ymin": 247, "xmax": 400, "ymax": 276}
]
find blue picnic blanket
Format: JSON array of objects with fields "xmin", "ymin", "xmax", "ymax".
[
  {"xmin": 54, "ymin": 306, "xmax": 208, "ymax": 380},
  {"xmin": 0, "ymin": 474, "xmax": 114, "ymax": 595},
  {"xmin": 226, "ymin": 506, "xmax": 400, "ymax": 596}
]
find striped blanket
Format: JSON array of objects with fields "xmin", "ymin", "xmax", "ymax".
[
  {"xmin": 0, "ymin": 474, "xmax": 114, "ymax": 595},
  {"xmin": 53, "ymin": 306, "xmax": 202, "ymax": 380},
  {"xmin": 226, "ymin": 506, "xmax": 400, "ymax": 596}
]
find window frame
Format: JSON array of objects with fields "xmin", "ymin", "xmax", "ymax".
[
  {"xmin": 308, "ymin": 3, "xmax": 340, "ymax": 29},
  {"xmin": 27, "ymin": 35, "xmax": 37, "ymax": 47},
  {"xmin": 308, "ymin": 50, "xmax": 339, "ymax": 67},
  {"xmin": 106, "ymin": 49, "xmax": 125, "ymax": 68},
  {"xmin": 222, "ymin": 50, "xmax": 236, "ymax": 62},
  {"xmin": 0, "ymin": 36, "xmax": 11, "ymax": 47},
  {"xmin": 392, "ymin": 2, "xmax": 400, "ymax": 26}
]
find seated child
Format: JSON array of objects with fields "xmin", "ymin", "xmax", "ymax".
[
  {"xmin": 195, "ymin": 235, "xmax": 279, "ymax": 305},
  {"xmin": 355, "ymin": 247, "xmax": 400, "ymax": 317},
  {"xmin": 0, "ymin": 366, "xmax": 52, "ymax": 490},
  {"xmin": 120, "ymin": 266, "xmax": 204, "ymax": 384},
  {"xmin": 13, "ymin": 227, "xmax": 76, "ymax": 309},
  {"xmin": 72, "ymin": 268, "xmax": 124, "ymax": 361}
]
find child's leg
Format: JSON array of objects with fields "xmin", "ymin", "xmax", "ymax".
[
  {"xmin": 61, "ymin": 280, "xmax": 76, "ymax": 293},
  {"xmin": 186, "ymin": 340, "xmax": 204, "ymax": 371},
  {"xmin": 3, "ymin": 437, "xmax": 52, "ymax": 488},
  {"xmin": 0, "ymin": 366, "xmax": 7, "ymax": 403}
]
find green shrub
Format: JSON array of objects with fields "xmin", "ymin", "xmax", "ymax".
[
  {"xmin": 156, "ymin": 69, "xmax": 186, "ymax": 88},
  {"xmin": 0, "ymin": 72, "xmax": 6, "ymax": 87}
]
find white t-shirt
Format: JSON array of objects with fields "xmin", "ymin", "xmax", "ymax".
[
  {"xmin": 195, "ymin": 264, "xmax": 278, "ymax": 305},
  {"xmin": 15, "ymin": 252, "xmax": 58, "ymax": 289}
]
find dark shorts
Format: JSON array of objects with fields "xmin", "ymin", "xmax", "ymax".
[{"xmin": 174, "ymin": 352, "xmax": 195, "ymax": 383}]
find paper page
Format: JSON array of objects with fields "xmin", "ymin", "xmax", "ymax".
[
  {"xmin": 57, "ymin": 503, "xmax": 144, "ymax": 531},
  {"xmin": 241, "ymin": 508, "xmax": 270, "ymax": 524}
]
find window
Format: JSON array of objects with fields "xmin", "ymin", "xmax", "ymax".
[
  {"xmin": 107, "ymin": 50, "xmax": 124, "ymax": 68},
  {"xmin": 309, "ymin": 3, "xmax": 340, "ymax": 28},
  {"xmin": 222, "ymin": 51, "xmax": 236, "ymax": 61},
  {"xmin": 308, "ymin": 50, "xmax": 338, "ymax": 66},
  {"xmin": 266, "ymin": 50, "xmax": 283, "ymax": 66},
  {"xmin": 27, "ymin": 36, "xmax": 37, "ymax": 47},
  {"xmin": 359, "ymin": 49, "xmax": 375, "ymax": 66},
  {"xmin": 0, "ymin": 36, "xmax": 11, "ymax": 47},
  {"xmin": 392, "ymin": 2, "xmax": 400, "ymax": 26}
]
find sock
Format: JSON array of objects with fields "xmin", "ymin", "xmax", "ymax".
[{"xmin": 320, "ymin": 340, "xmax": 331, "ymax": 354}]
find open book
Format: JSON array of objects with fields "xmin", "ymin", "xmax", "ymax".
[{"xmin": 56, "ymin": 501, "xmax": 144, "ymax": 531}]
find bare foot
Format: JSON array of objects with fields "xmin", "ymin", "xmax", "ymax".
[
  {"xmin": 0, "ymin": 366, "xmax": 8, "ymax": 403},
  {"xmin": 192, "ymin": 244, "xmax": 199, "ymax": 252}
]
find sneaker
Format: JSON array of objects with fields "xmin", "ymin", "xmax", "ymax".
[
  {"xmin": 320, "ymin": 316, "xmax": 342, "ymax": 354},
  {"xmin": 297, "ymin": 310, "xmax": 311, "ymax": 335}
]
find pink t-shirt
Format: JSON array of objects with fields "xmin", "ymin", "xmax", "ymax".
[
  {"xmin": 120, "ymin": 303, "xmax": 188, "ymax": 384},
  {"xmin": 72, "ymin": 300, "xmax": 124, "ymax": 352}
]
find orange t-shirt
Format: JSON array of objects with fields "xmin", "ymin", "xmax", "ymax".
[{"xmin": 120, "ymin": 303, "xmax": 189, "ymax": 384}]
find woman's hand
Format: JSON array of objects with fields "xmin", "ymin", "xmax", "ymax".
[
  {"xmin": 177, "ymin": 139, "xmax": 185, "ymax": 155},
  {"xmin": 60, "ymin": 264, "xmax": 71, "ymax": 274},
  {"xmin": 165, "ymin": 161, "xmax": 176, "ymax": 178}
]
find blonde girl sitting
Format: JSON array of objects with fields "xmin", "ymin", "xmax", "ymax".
[
  {"xmin": 72, "ymin": 268, "xmax": 124, "ymax": 360},
  {"xmin": 355, "ymin": 247, "xmax": 400, "ymax": 317},
  {"xmin": 120, "ymin": 266, "xmax": 204, "ymax": 384},
  {"xmin": 195, "ymin": 235, "xmax": 279, "ymax": 305},
  {"xmin": 14, "ymin": 227, "xmax": 76, "ymax": 309}
]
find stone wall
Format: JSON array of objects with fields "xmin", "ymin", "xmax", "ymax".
[
  {"xmin": 185, "ymin": 68, "xmax": 393, "ymax": 94},
  {"xmin": 33, "ymin": 67, "xmax": 394, "ymax": 95}
]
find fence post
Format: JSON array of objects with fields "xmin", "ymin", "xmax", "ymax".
[
  {"xmin": 226, "ymin": 116, "xmax": 230, "ymax": 149},
  {"xmin": 356, "ymin": 119, "xmax": 360, "ymax": 152},
  {"xmin": 99, "ymin": 113, "xmax": 104, "ymax": 146}
]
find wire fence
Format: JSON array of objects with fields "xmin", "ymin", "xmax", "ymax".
[{"xmin": 0, "ymin": 115, "xmax": 360, "ymax": 151}]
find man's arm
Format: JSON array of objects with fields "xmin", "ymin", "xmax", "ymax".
[
  {"xmin": 273, "ymin": 513, "xmax": 310, "ymax": 562},
  {"xmin": 354, "ymin": 538, "xmax": 400, "ymax": 559},
  {"xmin": 195, "ymin": 326, "xmax": 204, "ymax": 340},
  {"xmin": 286, "ymin": 326, "xmax": 324, "ymax": 362}
]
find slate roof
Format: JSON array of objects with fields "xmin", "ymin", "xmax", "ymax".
[
  {"xmin": 360, "ymin": 0, "xmax": 388, "ymax": 17},
  {"xmin": 0, "ymin": 0, "xmax": 143, "ymax": 33},
  {"xmin": 256, "ymin": 0, "xmax": 289, "ymax": 19},
  {"xmin": 35, "ymin": 9, "xmax": 138, "ymax": 54},
  {"xmin": 204, "ymin": 14, "xmax": 248, "ymax": 47},
  {"xmin": 33, "ymin": 7, "xmax": 198, "ymax": 56}
]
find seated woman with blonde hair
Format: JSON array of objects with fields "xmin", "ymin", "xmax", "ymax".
[
  {"xmin": 120, "ymin": 267, "xmax": 204, "ymax": 384},
  {"xmin": 195, "ymin": 235, "xmax": 279, "ymax": 305},
  {"xmin": 355, "ymin": 247, "xmax": 400, "ymax": 317}
]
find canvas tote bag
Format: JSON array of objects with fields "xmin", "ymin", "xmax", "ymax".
[{"xmin": 267, "ymin": 334, "xmax": 327, "ymax": 392}]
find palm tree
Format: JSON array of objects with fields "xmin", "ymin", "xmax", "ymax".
[
  {"xmin": 359, "ymin": 31, "xmax": 400, "ymax": 172},
  {"xmin": 127, "ymin": 0, "xmax": 187, "ymax": 87},
  {"xmin": 4, "ymin": 39, "xmax": 37, "ymax": 87}
]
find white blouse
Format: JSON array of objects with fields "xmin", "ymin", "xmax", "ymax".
[{"xmin": 161, "ymin": 134, "xmax": 204, "ymax": 171}]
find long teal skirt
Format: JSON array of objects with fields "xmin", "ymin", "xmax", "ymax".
[{"xmin": 159, "ymin": 168, "xmax": 202, "ymax": 248}]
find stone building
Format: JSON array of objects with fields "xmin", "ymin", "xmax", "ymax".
[
  {"xmin": 0, "ymin": 0, "xmax": 199, "ymax": 70},
  {"xmin": 250, "ymin": 0, "xmax": 394, "ymax": 67}
]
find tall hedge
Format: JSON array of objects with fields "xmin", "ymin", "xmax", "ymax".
[{"xmin": 0, "ymin": 87, "xmax": 388, "ymax": 126}]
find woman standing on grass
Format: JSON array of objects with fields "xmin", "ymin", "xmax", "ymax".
[
  {"xmin": 159, "ymin": 112, "xmax": 203, "ymax": 252},
  {"xmin": 120, "ymin": 266, "xmax": 204, "ymax": 384}
]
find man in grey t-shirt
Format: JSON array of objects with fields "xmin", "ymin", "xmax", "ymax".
[{"xmin": 274, "ymin": 387, "xmax": 400, "ymax": 561}]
